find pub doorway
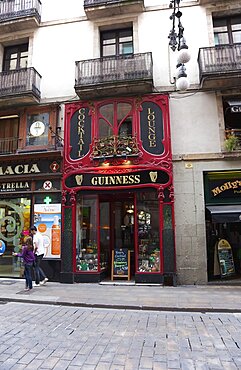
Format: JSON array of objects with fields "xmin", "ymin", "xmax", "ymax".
[{"xmin": 99, "ymin": 193, "xmax": 135, "ymax": 280}]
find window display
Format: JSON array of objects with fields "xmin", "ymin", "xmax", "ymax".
[
  {"xmin": 137, "ymin": 191, "xmax": 160, "ymax": 272},
  {"xmin": 76, "ymin": 195, "xmax": 99, "ymax": 272}
]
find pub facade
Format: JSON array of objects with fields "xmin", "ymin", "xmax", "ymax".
[{"xmin": 61, "ymin": 94, "xmax": 176, "ymax": 284}]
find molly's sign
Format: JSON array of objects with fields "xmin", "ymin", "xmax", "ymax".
[
  {"xmin": 65, "ymin": 170, "xmax": 169, "ymax": 189},
  {"xmin": 211, "ymin": 179, "xmax": 241, "ymax": 197}
]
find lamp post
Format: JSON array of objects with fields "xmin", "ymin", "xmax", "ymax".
[{"xmin": 168, "ymin": 0, "xmax": 190, "ymax": 91}]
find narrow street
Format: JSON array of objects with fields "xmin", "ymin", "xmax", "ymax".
[{"xmin": 0, "ymin": 302, "xmax": 240, "ymax": 370}]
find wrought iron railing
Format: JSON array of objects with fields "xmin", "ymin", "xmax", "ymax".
[
  {"xmin": 91, "ymin": 135, "xmax": 140, "ymax": 159},
  {"xmin": 0, "ymin": 0, "xmax": 41, "ymax": 23},
  {"xmin": 75, "ymin": 52, "xmax": 153, "ymax": 86},
  {"xmin": 198, "ymin": 44, "xmax": 241, "ymax": 75},
  {"xmin": 0, "ymin": 137, "xmax": 18, "ymax": 154},
  {"xmin": 0, "ymin": 68, "xmax": 41, "ymax": 99},
  {"xmin": 84, "ymin": 0, "xmax": 131, "ymax": 6}
]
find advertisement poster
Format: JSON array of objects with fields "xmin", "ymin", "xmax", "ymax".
[{"xmin": 34, "ymin": 204, "xmax": 61, "ymax": 258}]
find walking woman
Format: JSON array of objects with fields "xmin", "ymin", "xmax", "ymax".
[{"xmin": 13, "ymin": 236, "xmax": 35, "ymax": 291}]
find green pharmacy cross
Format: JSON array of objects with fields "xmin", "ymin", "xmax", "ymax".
[{"xmin": 44, "ymin": 196, "xmax": 52, "ymax": 205}]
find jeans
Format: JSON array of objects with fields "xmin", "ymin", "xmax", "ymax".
[
  {"xmin": 34, "ymin": 254, "xmax": 46, "ymax": 284},
  {"xmin": 24, "ymin": 263, "xmax": 33, "ymax": 289}
]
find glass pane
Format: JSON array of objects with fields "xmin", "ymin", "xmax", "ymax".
[
  {"xmin": 214, "ymin": 33, "xmax": 229, "ymax": 45},
  {"xmin": 76, "ymin": 195, "xmax": 98, "ymax": 272},
  {"xmin": 231, "ymin": 17, "xmax": 241, "ymax": 28},
  {"xmin": 137, "ymin": 191, "xmax": 160, "ymax": 273},
  {"xmin": 20, "ymin": 56, "xmax": 28, "ymax": 69},
  {"xmin": 102, "ymin": 45, "xmax": 116, "ymax": 57},
  {"xmin": 9, "ymin": 59, "xmax": 17, "ymax": 70},
  {"xmin": 100, "ymin": 104, "xmax": 113, "ymax": 124},
  {"xmin": 99, "ymin": 118, "xmax": 112, "ymax": 137},
  {"xmin": 26, "ymin": 112, "xmax": 49, "ymax": 146},
  {"xmin": 100, "ymin": 202, "xmax": 109, "ymax": 270},
  {"xmin": 118, "ymin": 119, "xmax": 132, "ymax": 137},
  {"xmin": 117, "ymin": 102, "xmax": 131, "ymax": 122},
  {"xmin": 120, "ymin": 42, "xmax": 133, "ymax": 55},
  {"xmin": 0, "ymin": 198, "xmax": 31, "ymax": 278},
  {"xmin": 233, "ymin": 32, "xmax": 241, "ymax": 43}
]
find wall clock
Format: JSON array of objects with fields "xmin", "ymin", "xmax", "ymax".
[{"xmin": 30, "ymin": 121, "xmax": 45, "ymax": 137}]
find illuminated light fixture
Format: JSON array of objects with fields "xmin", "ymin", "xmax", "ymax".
[
  {"xmin": 177, "ymin": 37, "xmax": 191, "ymax": 64},
  {"xmin": 0, "ymin": 114, "xmax": 19, "ymax": 120},
  {"xmin": 102, "ymin": 161, "xmax": 110, "ymax": 166},
  {"xmin": 168, "ymin": 0, "xmax": 190, "ymax": 91}
]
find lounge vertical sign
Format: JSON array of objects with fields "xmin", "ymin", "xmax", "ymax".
[
  {"xmin": 70, "ymin": 107, "xmax": 92, "ymax": 159},
  {"xmin": 140, "ymin": 101, "xmax": 164, "ymax": 155}
]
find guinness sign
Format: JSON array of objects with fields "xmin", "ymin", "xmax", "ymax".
[{"xmin": 65, "ymin": 170, "xmax": 169, "ymax": 189}]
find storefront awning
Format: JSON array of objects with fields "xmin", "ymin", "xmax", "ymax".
[{"xmin": 206, "ymin": 205, "xmax": 241, "ymax": 223}]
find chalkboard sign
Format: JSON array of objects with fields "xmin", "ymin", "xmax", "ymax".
[
  {"xmin": 111, "ymin": 248, "xmax": 130, "ymax": 280},
  {"xmin": 217, "ymin": 239, "xmax": 235, "ymax": 277}
]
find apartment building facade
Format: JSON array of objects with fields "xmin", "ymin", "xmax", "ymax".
[{"xmin": 0, "ymin": 0, "xmax": 240, "ymax": 285}]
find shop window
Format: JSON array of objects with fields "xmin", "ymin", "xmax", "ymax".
[
  {"xmin": 137, "ymin": 191, "xmax": 160, "ymax": 273},
  {"xmin": 100, "ymin": 28, "xmax": 133, "ymax": 57},
  {"xmin": 26, "ymin": 112, "xmax": 49, "ymax": 147},
  {"xmin": 3, "ymin": 43, "xmax": 28, "ymax": 71},
  {"xmin": 0, "ymin": 197, "xmax": 31, "ymax": 278},
  {"xmin": 76, "ymin": 195, "xmax": 99, "ymax": 272},
  {"xmin": 213, "ymin": 16, "xmax": 241, "ymax": 46}
]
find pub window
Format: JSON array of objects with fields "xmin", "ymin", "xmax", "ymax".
[
  {"xmin": 100, "ymin": 28, "xmax": 133, "ymax": 57},
  {"xmin": 213, "ymin": 16, "xmax": 241, "ymax": 45},
  {"xmin": 98, "ymin": 102, "xmax": 133, "ymax": 138},
  {"xmin": 3, "ymin": 43, "xmax": 28, "ymax": 71}
]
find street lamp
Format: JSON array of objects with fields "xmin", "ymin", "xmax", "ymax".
[{"xmin": 168, "ymin": 0, "xmax": 190, "ymax": 91}]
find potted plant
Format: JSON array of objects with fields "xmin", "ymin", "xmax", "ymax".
[{"xmin": 224, "ymin": 132, "xmax": 239, "ymax": 152}]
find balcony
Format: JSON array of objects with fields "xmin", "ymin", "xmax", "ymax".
[
  {"xmin": 91, "ymin": 135, "xmax": 141, "ymax": 160},
  {"xmin": 0, "ymin": 67, "xmax": 41, "ymax": 107},
  {"xmin": 0, "ymin": 0, "xmax": 41, "ymax": 33},
  {"xmin": 198, "ymin": 44, "xmax": 241, "ymax": 89},
  {"xmin": 84, "ymin": 0, "xmax": 144, "ymax": 20},
  {"xmin": 75, "ymin": 52, "xmax": 153, "ymax": 99},
  {"xmin": 0, "ymin": 137, "xmax": 18, "ymax": 155}
]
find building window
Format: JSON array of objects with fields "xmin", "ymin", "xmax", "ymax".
[
  {"xmin": 213, "ymin": 16, "xmax": 241, "ymax": 46},
  {"xmin": 100, "ymin": 28, "xmax": 133, "ymax": 57},
  {"xmin": 0, "ymin": 116, "xmax": 18, "ymax": 154},
  {"xmin": 26, "ymin": 112, "xmax": 49, "ymax": 147},
  {"xmin": 3, "ymin": 43, "xmax": 28, "ymax": 71}
]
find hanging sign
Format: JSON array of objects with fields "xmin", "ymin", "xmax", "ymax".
[
  {"xmin": 69, "ymin": 107, "xmax": 92, "ymax": 159},
  {"xmin": 140, "ymin": 101, "xmax": 164, "ymax": 155}
]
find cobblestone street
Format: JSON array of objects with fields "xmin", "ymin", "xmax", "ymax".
[{"xmin": 0, "ymin": 302, "xmax": 240, "ymax": 369}]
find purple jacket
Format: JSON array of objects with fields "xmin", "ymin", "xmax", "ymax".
[{"xmin": 17, "ymin": 245, "xmax": 35, "ymax": 265}]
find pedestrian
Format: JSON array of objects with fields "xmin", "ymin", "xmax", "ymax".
[
  {"xmin": 30, "ymin": 226, "xmax": 48, "ymax": 286},
  {"xmin": 12, "ymin": 236, "xmax": 35, "ymax": 291}
]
